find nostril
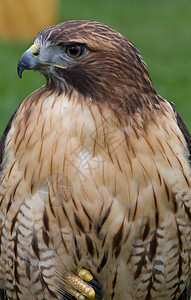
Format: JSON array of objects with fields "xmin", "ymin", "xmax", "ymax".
[
  {"xmin": 29, "ymin": 43, "xmax": 40, "ymax": 58},
  {"xmin": 33, "ymin": 51, "xmax": 39, "ymax": 56}
]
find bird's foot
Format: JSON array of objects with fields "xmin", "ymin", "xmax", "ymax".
[
  {"xmin": 78, "ymin": 269, "xmax": 103, "ymax": 300},
  {"xmin": 65, "ymin": 268, "xmax": 103, "ymax": 300}
]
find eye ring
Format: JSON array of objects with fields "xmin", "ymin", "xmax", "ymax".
[{"xmin": 66, "ymin": 44, "xmax": 83, "ymax": 58}]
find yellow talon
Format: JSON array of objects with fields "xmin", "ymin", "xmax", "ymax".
[
  {"xmin": 69, "ymin": 288, "xmax": 85, "ymax": 300},
  {"xmin": 77, "ymin": 295, "xmax": 86, "ymax": 300},
  {"xmin": 87, "ymin": 288, "xmax": 95, "ymax": 298},
  {"xmin": 79, "ymin": 268, "xmax": 94, "ymax": 282},
  {"xmin": 66, "ymin": 272, "xmax": 95, "ymax": 299}
]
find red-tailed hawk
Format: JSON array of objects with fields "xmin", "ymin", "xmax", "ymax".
[{"xmin": 0, "ymin": 20, "xmax": 191, "ymax": 300}]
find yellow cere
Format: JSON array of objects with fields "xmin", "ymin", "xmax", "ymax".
[{"xmin": 29, "ymin": 43, "xmax": 40, "ymax": 57}]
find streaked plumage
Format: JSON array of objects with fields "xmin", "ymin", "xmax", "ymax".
[{"xmin": 0, "ymin": 20, "xmax": 191, "ymax": 299}]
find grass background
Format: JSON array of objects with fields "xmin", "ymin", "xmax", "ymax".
[{"xmin": 0, "ymin": 0, "xmax": 191, "ymax": 135}]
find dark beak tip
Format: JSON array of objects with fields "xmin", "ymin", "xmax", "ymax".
[
  {"xmin": 17, "ymin": 66, "xmax": 23, "ymax": 78},
  {"xmin": 17, "ymin": 56, "xmax": 26, "ymax": 78}
]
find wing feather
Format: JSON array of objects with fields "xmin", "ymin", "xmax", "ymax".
[
  {"xmin": 170, "ymin": 101, "xmax": 191, "ymax": 159},
  {"xmin": 0, "ymin": 105, "xmax": 20, "ymax": 166},
  {"xmin": 169, "ymin": 101, "xmax": 191, "ymax": 300}
]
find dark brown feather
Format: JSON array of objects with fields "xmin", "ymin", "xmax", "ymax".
[
  {"xmin": 0, "ymin": 105, "xmax": 20, "ymax": 167},
  {"xmin": 170, "ymin": 101, "xmax": 191, "ymax": 160}
]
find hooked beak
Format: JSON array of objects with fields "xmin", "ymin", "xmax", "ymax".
[
  {"xmin": 17, "ymin": 42, "xmax": 68, "ymax": 78},
  {"xmin": 17, "ymin": 43, "xmax": 41, "ymax": 78}
]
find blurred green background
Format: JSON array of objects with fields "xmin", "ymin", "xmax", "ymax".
[{"xmin": 0, "ymin": 0, "xmax": 191, "ymax": 135}]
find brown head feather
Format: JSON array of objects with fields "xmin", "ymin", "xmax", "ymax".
[{"xmin": 32, "ymin": 20, "xmax": 160, "ymax": 116}]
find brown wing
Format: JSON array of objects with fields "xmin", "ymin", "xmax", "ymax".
[
  {"xmin": 170, "ymin": 101, "xmax": 191, "ymax": 160},
  {"xmin": 0, "ymin": 105, "xmax": 20, "ymax": 166},
  {"xmin": 170, "ymin": 101, "xmax": 191, "ymax": 300},
  {"xmin": 178, "ymin": 281, "xmax": 191, "ymax": 300},
  {"xmin": 0, "ymin": 106, "xmax": 21, "ymax": 299}
]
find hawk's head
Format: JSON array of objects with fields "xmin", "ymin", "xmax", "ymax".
[{"xmin": 17, "ymin": 20, "xmax": 158, "ymax": 112}]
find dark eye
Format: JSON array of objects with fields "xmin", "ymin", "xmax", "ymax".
[{"xmin": 66, "ymin": 44, "xmax": 83, "ymax": 58}]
